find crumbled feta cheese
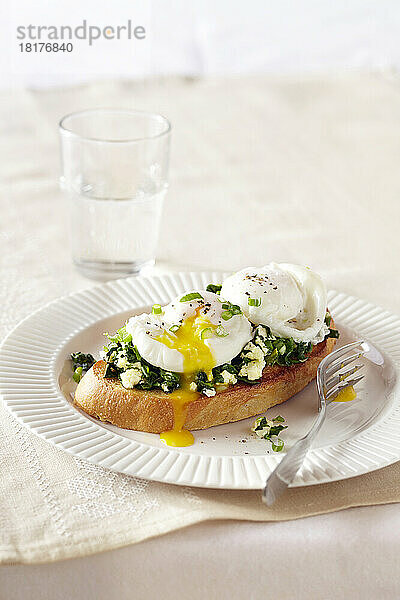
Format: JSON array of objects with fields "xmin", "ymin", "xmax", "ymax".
[
  {"xmin": 220, "ymin": 370, "xmax": 237, "ymax": 385},
  {"xmin": 254, "ymin": 337, "xmax": 269, "ymax": 354},
  {"xmin": 244, "ymin": 342, "xmax": 265, "ymax": 362},
  {"xmin": 246, "ymin": 360, "xmax": 265, "ymax": 380},
  {"xmin": 120, "ymin": 368, "xmax": 142, "ymax": 389},
  {"xmin": 239, "ymin": 358, "xmax": 265, "ymax": 381},
  {"xmin": 203, "ymin": 387, "xmax": 216, "ymax": 397},
  {"xmin": 116, "ymin": 356, "xmax": 129, "ymax": 369},
  {"xmin": 252, "ymin": 416, "xmax": 275, "ymax": 438},
  {"xmin": 161, "ymin": 383, "xmax": 170, "ymax": 392},
  {"xmin": 257, "ymin": 325, "xmax": 269, "ymax": 338},
  {"xmin": 252, "ymin": 347, "xmax": 265, "ymax": 361},
  {"xmin": 189, "ymin": 382, "xmax": 197, "ymax": 392},
  {"xmin": 243, "ymin": 341, "xmax": 256, "ymax": 353}
]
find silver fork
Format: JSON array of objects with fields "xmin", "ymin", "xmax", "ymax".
[{"xmin": 262, "ymin": 341, "xmax": 367, "ymax": 506}]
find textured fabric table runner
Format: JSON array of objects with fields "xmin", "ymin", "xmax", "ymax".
[{"xmin": 1, "ymin": 72, "xmax": 400, "ymax": 564}]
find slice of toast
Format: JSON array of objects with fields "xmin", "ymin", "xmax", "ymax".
[{"xmin": 74, "ymin": 334, "xmax": 336, "ymax": 433}]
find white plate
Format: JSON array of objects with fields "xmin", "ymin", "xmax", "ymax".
[{"xmin": 0, "ymin": 272, "xmax": 399, "ymax": 489}]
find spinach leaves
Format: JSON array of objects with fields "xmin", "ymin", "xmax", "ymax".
[{"xmin": 70, "ymin": 352, "xmax": 95, "ymax": 383}]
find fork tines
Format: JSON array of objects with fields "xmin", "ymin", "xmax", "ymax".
[{"xmin": 317, "ymin": 341, "xmax": 367, "ymax": 408}]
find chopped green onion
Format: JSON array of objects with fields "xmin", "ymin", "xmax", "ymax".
[
  {"xmin": 180, "ymin": 292, "xmax": 203, "ymax": 302},
  {"xmin": 123, "ymin": 332, "xmax": 132, "ymax": 343},
  {"xmin": 169, "ymin": 324, "xmax": 180, "ymax": 333},
  {"xmin": 73, "ymin": 366, "xmax": 83, "ymax": 383},
  {"xmin": 221, "ymin": 302, "xmax": 241, "ymax": 315},
  {"xmin": 152, "ymin": 304, "xmax": 163, "ymax": 315},
  {"xmin": 216, "ymin": 325, "xmax": 229, "ymax": 337},
  {"xmin": 220, "ymin": 301, "xmax": 242, "ymax": 321},
  {"xmin": 200, "ymin": 327, "xmax": 213, "ymax": 340},
  {"xmin": 105, "ymin": 326, "xmax": 132, "ymax": 344},
  {"xmin": 248, "ymin": 297, "xmax": 261, "ymax": 307},
  {"xmin": 221, "ymin": 310, "xmax": 233, "ymax": 321},
  {"xmin": 206, "ymin": 284, "xmax": 222, "ymax": 295},
  {"xmin": 273, "ymin": 415, "xmax": 285, "ymax": 423}
]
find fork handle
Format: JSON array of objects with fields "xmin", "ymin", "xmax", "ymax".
[{"xmin": 262, "ymin": 404, "xmax": 326, "ymax": 506}]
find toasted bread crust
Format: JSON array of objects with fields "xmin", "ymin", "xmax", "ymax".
[{"xmin": 74, "ymin": 333, "xmax": 337, "ymax": 433}]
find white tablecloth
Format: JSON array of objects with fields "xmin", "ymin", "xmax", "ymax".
[
  {"xmin": 2, "ymin": 506, "xmax": 400, "ymax": 599},
  {"xmin": 1, "ymin": 73, "xmax": 400, "ymax": 598}
]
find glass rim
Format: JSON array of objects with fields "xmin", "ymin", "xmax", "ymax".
[{"xmin": 59, "ymin": 108, "xmax": 171, "ymax": 144}]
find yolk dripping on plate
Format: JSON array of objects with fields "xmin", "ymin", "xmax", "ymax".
[
  {"xmin": 157, "ymin": 311, "xmax": 216, "ymax": 447},
  {"xmin": 333, "ymin": 385, "xmax": 357, "ymax": 403}
]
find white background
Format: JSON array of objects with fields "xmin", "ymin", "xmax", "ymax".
[{"xmin": 2, "ymin": 0, "xmax": 400, "ymax": 88}]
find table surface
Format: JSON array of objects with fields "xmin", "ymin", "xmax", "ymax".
[
  {"xmin": 2, "ymin": 506, "xmax": 400, "ymax": 600},
  {"xmin": 1, "ymin": 73, "xmax": 400, "ymax": 599}
]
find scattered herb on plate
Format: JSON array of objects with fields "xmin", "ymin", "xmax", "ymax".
[{"xmin": 251, "ymin": 415, "xmax": 288, "ymax": 452}]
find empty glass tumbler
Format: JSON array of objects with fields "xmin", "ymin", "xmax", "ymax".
[{"xmin": 59, "ymin": 109, "xmax": 171, "ymax": 280}]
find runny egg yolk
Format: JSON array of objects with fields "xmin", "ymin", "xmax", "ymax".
[{"xmin": 157, "ymin": 311, "xmax": 216, "ymax": 447}]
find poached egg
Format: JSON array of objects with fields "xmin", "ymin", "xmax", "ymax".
[
  {"xmin": 220, "ymin": 263, "xmax": 328, "ymax": 343},
  {"xmin": 126, "ymin": 290, "xmax": 253, "ymax": 447},
  {"xmin": 126, "ymin": 290, "xmax": 252, "ymax": 375}
]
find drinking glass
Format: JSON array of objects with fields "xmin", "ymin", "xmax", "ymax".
[{"xmin": 59, "ymin": 109, "xmax": 171, "ymax": 280}]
